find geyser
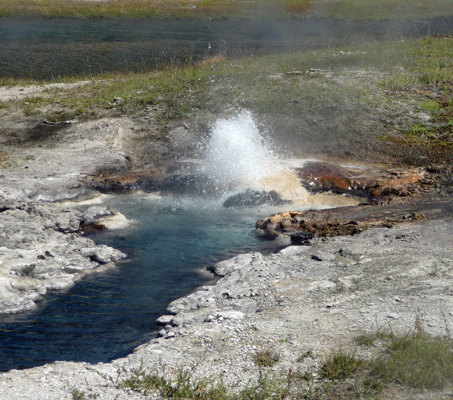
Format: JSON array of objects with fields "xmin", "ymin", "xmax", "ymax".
[
  {"xmin": 202, "ymin": 110, "xmax": 282, "ymax": 191},
  {"xmin": 201, "ymin": 110, "xmax": 309, "ymax": 205}
]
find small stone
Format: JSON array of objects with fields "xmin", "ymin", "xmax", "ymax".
[
  {"xmin": 171, "ymin": 316, "xmax": 185, "ymax": 326},
  {"xmin": 387, "ymin": 313, "xmax": 400, "ymax": 319},
  {"xmin": 310, "ymin": 250, "xmax": 336, "ymax": 262},
  {"xmin": 156, "ymin": 315, "xmax": 174, "ymax": 325},
  {"xmin": 217, "ymin": 311, "xmax": 244, "ymax": 320}
]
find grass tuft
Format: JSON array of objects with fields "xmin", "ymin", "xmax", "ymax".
[
  {"xmin": 70, "ymin": 388, "xmax": 86, "ymax": 400},
  {"xmin": 254, "ymin": 349, "xmax": 280, "ymax": 367},
  {"xmin": 122, "ymin": 365, "xmax": 294, "ymax": 399},
  {"xmin": 123, "ymin": 367, "xmax": 226, "ymax": 398},
  {"xmin": 355, "ymin": 327, "xmax": 394, "ymax": 347},
  {"xmin": 369, "ymin": 332, "xmax": 453, "ymax": 389},
  {"xmin": 320, "ymin": 350, "xmax": 364, "ymax": 381}
]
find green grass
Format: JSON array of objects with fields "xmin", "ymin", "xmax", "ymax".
[
  {"xmin": 399, "ymin": 97, "xmax": 453, "ymax": 150},
  {"xmin": 0, "ymin": 150, "xmax": 7, "ymax": 167},
  {"xmin": 12, "ymin": 64, "xmax": 213, "ymax": 124},
  {"xmin": 70, "ymin": 388, "xmax": 86, "ymax": 400},
  {"xmin": 0, "ymin": 0, "xmax": 312, "ymax": 19},
  {"xmin": 355, "ymin": 327, "xmax": 394, "ymax": 347},
  {"xmin": 313, "ymin": 0, "xmax": 453, "ymax": 20},
  {"xmin": 407, "ymin": 123, "xmax": 430, "ymax": 138},
  {"xmin": 254, "ymin": 349, "xmax": 280, "ymax": 367},
  {"xmin": 221, "ymin": 36, "xmax": 453, "ymax": 115},
  {"xmin": 1, "ymin": 0, "xmax": 452, "ymax": 19},
  {"xmin": 0, "ymin": 0, "xmax": 161, "ymax": 19},
  {"xmin": 319, "ymin": 350, "xmax": 364, "ymax": 381},
  {"xmin": 369, "ymin": 332, "xmax": 453, "ymax": 389},
  {"xmin": 422, "ymin": 100, "xmax": 442, "ymax": 113},
  {"xmin": 315, "ymin": 330, "xmax": 453, "ymax": 398},
  {"xmin": 122, "ymin": 366, "xmax": 293, "ymax": 399},
  {"xmin": 116, "ymin": 327, "xmax": 453, "ymax": 400},
  {"xmin": 1, "ymin": 35, "xmax": 452, "ymax": 143}
]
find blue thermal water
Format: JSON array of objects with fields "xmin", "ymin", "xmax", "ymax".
[
  {"xmin": 0, "ymin": 110, "xmax": 315, "ymax": 371},
  {"xmin": 0, "ymin": 194, "xmax": 292, "ymax": 371}
]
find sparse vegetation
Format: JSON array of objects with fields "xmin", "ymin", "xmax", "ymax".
[
  {"xmin": 0, "ymin": 150, "xmax": 7, "ymax": 166},
  {"xmin": 122, "ymin": 365, "xmax": 294, "ymax": 399},
  {"xmin": 297, "ymin": 350, "xmax": 314, "ymax": 362},
  {"xmin": 1, "ymin": 35, "xmax": 451, "ymax": 123},
  {"xmin": 1, "ymin": 0, "xmax": 452, "ymax": 20},
  {"xmin": 0, "ymin": 0, "xmax": 312, "ymax": 19},
  {"xmin": 314, "ymin": 0, "xmax": 453, "ymax": 20},
  {"xmin": 116, "ymin": 327, "xmax": 453, "ymax": 399},
  {"xmin": 254, "ymin": 349, "xmax": 280, "ymax": 367},
  {"xmin": 355, "ymin": 327, "xmax": 393, "ymax": 347},
  {"xmin": 0, "ymin": 30, "xmax": 450, "ymax": 170},
  {"xmin": 368, "ymin": 331, "xmax": 453, "ymax": 389},
  {"xmin": 8, "ymin": 64, "xmax": 213, "ymax": 125},
  {"xmin": 71, "ymin": 388, "xmax": 86, "ymax": 400},
  {"xmin": 0, "ymin": 149, "xmax": 17, "ymax": 170},
  {"xmin": 309, "ymin": 328, "xmax": 453, "ymax": 398},
  {"xmin": 319, "ymin": 350, "xmax": 364, "ymax": 381},
  {"xmin": 407, "ymin": 123, "xmax": 430, "ymax": 139}
]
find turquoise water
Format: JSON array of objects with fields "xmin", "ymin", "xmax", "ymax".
[
  {"xmin": 0, "ymin": 109, "xmax": 328, "ymax": 371},
  {"xmin": 0, "ymin": 194, "xmax": 290, "ymax": 371}
]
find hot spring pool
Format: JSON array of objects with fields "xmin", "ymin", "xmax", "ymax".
[{"xmin": 0, "ymin": 111, "xmax": 356, "ymax": 371}]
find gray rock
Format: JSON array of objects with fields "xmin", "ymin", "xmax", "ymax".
[
  {"xmin": 55, "ymin": 214, "xmax": 80, "ymax": 232},
  {"xmin": 82, "ymin": 206, "xmax": 112, "ymax": 222},
  {"xmin": 80, "ymin": 245, "xmax": 126, "ymax": 264},
  {"xmin": 222, "ymin": 189, "xmax": 292, "ymax": 208},
  {"xmin": 217, "ymin": 310, "xmax": 244, "ymax": 320},
  {"xmin": 171, "ymin": 316, "xmax": 187, "ymax": 326},
  {"xmin": 280, "ymin": 246, "xmax": 310, "ymax": 256},
  {"xmin": 208, "ymin": 252, "xmax": 265, "ymax": 277},
  {"xmin": 156, "ymin": 315, "xmax": 174, "ymax": 325},
  {"xmin": 309, "ymin": 250, "xmax": 336, "ymax": 262},
  {"xmin": 0, "ymin": 201, "xmax": 127, "ymax": 315}
]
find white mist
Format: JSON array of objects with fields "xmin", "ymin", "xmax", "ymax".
[{"xmin": 202, "ymin": 110, "xmax": 283, "ymax": 192}]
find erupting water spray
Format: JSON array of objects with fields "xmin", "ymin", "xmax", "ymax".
[
  {"xmin": 202, "ymin": 110, "xmax": 283, "ymax": 192},
  {"xmin": 200, "ymin": 110, "xmax": 310, "ymax": 205}
]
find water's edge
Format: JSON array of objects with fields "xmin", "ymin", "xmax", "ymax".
[{"xmin": 2, "ymin": 16, "xmax": 453, "ymax": 79}]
